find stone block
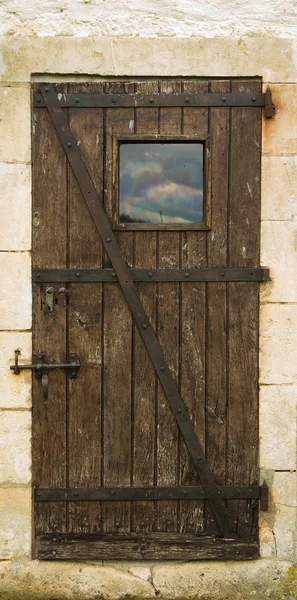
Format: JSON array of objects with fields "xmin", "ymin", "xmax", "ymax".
[
  {"xmin": 261, "ymin": 155, "xmax": 297, "ymax": 221},
  {"xmin": 272, "ymin": 472, "xmax": 297, "ymax": 561},
  {"xmin": 0, "ymin": 411, "xmax": 31, "ymax": 484},
  {"xmin": 0, "ymin": 36, "xmax": 297, "ymax": 83},
  {"xmin": 260, "ymin": 303, "xmax": 297, "ymax": 384},
  {"xmin": 0, "ymin": 488, "xmax": 31, "ymax": 559},
  {"xmin": 0, "ymin": 331, "xmax": 32, "ymax": 409},
  {"xmin": 260, "ymin": 385, "xmax": 297, "ymax": 470},
  {"xmin": 263, "ymin": 84, "xmax": 297, "ymax": 155},
  {"xmin": 0, "ymin": 251, "xmax": 31, "ymax": 330},
  {"xmin": 261, "ymin": 221, "xmax": 297, "ymax": 303},
  {"xmin": 0, "ymin": 162, "xmax": 31, "ymax": 250},
  {"xmin": 0, "ymin": 85, "xmax": 31, "ymax": 162}
]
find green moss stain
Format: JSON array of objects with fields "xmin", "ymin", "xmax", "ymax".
[{"xmin": 278, "ymin": 566, "xmax": 297, "ymax": 598}]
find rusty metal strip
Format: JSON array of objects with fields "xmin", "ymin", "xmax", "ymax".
[
  {"xmin": 41, "ymin": 82, "xmax": 237, "ymax": 538},
  {"xmin": 34, "ymin": 485, "xmax": 264, "ymax": 502},
  {"xmin": 34, "ymin": 91, "xmax": 266, "ymax": 109},
  {"xmin": 33, "ymin": 267, "xmax": 270, "ymax": 283}
]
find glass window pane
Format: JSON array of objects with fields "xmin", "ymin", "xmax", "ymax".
[{"xmin": 119, "ymin": 143, "xmax": 203, "ymax": 224}]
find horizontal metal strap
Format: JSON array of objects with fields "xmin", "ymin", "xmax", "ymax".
[
  {"xmin": 34, "ymin": 485, "xmax": 264, "ymax": 502},
  {"xmin": 34, "ymin": 92, "xmax": 265, "ymax": 109},
  {"xmin": 33, "ymin": 267, "xmax": 270, "ymax": 283}
]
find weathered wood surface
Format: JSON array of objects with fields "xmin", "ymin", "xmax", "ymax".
[
  {"xmin": 32, "ymin": 78, "xmax": 262, "ymax": 559},
  {"xmin": 36, "ymin": 533, "xmax": 259, "ymax": 561}
]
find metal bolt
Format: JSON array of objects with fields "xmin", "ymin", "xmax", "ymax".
[
  {"xmin": 75, "ymin": 98, "xmax": 80, "ymax": 104},
  {"xmin": 112, "ymin": 272, "xmax": 116, "ymax": 278},
  {"xmin": 178, "ymin": 408, "xmax": 182, "ymax": 413},
  {"xmin": 74, "ymin": 491, "xmax": 79, "ymax": 497},
  {"xmin": 160, "ymin": 366, "xmax": 165, "ymax": 372},
  {"xmin": 185, "ymin": 97, "xmax": 190, "ymax": 103},
  {"xmin": 52, "ymin": 551, "xmax": 56, "ymax": 556},
  {"xmin": 106, "ymin": 238, "xmax": 111, "ymax": 243},
  {"xmin": 67, "ymin": 142, "xmax": 72, "ymax": 148},
  {"xmin": 197, "ymin": 456, "xmax": 202, "ymax": 461},
  {"xmin": 142, "ymin": 324, "xmax": 147, "ymax": 329},
  {"xmin": 111, "ymin": 490, "xmax": 115, "ymax": 495},
  {"xmin": 183, "ymin": 490, "xmax": 188, "ymax": 496},
  {"xmin": 252, "ymin": 96, "xmax": 256, "ymax": 102},
  {"xmin": 112, "ymin": 97, "xmax": 117, "ymax": 104},
  {"xmin": 37, "ymin": 97, "xmax": 41, "ymax": 103},
  {"xmin": 76, "ymin": 272, "xmax": 80, "ymax": 277},
  {"xmin": 53, "ymin": 537, "xmax": 57, "ymax": 542},
  {"xmin": 221, "ymin": 272, "xmax": 225, "ymax": 277},
  {"xmin": 250, "ymin": 272, "xmax": 254, "ymax": 276},
  {"xmin": 184, "ymin": 272, "xmax": 189, "ymax": 278},
  {"xmin": 36, "ymin": 273, "xmax": 40, "ymax": 278},
  {"xmin": 148, "ymin": 272, "xmax": 153, "ymax": 278},
  {"xmin": 149, "ymin": 97, "xmax": 154, "ymax": 103},
  {"xmin": 45, "ymin": 87, "xmax": 49, "ymax": 92},
  {"xmin": 222, "ymin": 97, "xmax": 227, "ymax": 103},
  {"xmin": 116, "ymin": 522, "xmax": 120, "ymax": 527}
]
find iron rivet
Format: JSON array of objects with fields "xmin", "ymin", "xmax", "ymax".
[
  {"xmin": 45, "ymin": 87, "xmax": 49, "ymax": 92},
  {"xmin": 183, "ymin": 490, "xmax": 188, "ymax": 496},
  {"xmin": 37, "ymin": 491, "xmax": 41, "ymax": 497},
  {"xmin": 143, "ymin": 324, "xmax": 147, "ymax": 329},
  {"xmin": 149, "ymin": 97, "xmax": 154, "ymax": 103},
  {"xmin": 178, "ymin": 408, "xmax": 182, "ymax": 413},
  {"xmin": 160, "ymin": 366, "xmax": 165, "ymax": 371},
  {"xmin": 184, "ymin": 272, "xmax": 189, "ymax": 278},
  {"xmin": 148, "ymin": 272, "xmax": 153, "ymax": 278},
  {"xmin": 67, "ymin": 142, "xmax": 72, "ymax": 148},
  {"xmin": 222, "ymin": 97, "xmax": 227, "ymax": 103},
  {"xmin": 116, "ymin": 522, "xmax": 120, "ymax": 527},
  {"xmin": 197, "ymin": 457, "xmax": 202, "ymax": 461},
  {"xmin": 252, "ymin": 96, "xmax": 256, "ymax": 102},
  {"xmin": 236, "ymin": 490, "xmax": 240, "ymax": 496},
  {"xmin": 147, "ymin": 491, "xmax": 152, "ymax": 496},
  {"xmin": 185, "ymin": 97, "xmax": 190, "ymax": 103},
  {"xmin": 53, "ymin": 537, "xmax": 57, "ymax": 542},
  {"xmin": 75, "ymin": 98, "xmax": 80, "ymax": 104},
  {"xmin": 201, "ymin": 490, "xmax": 205, "ymax": 495},
  {"xmin": 106, "ymin": 238, "xmax": 111, "ymax": 243},
  {"xmin": 250, "ymin": 272, "xmax": 254, "ymax": 276},
  {"xmin": 111, "ymin": 490, "xmax": 115, "ymax": 496},
  {"xmin": 52, "ymin": 551, "xmax": 56, "ymax": 556},
  {"xmin": 221, "ymin": 272, "xmax": 225, "ymax": 277},
  {"xmin": 37, "ymin": 97, "xmax": 41, "ymax": 103},
  {"xmin": 112, "ymin": 97, "xmax": 117, "ymax": 104},
  {"xmin": 36, "ymin": 273, "xmax": 40, "ymax": 278},
  {"xmin": 76, "ymin": 272, "xmax": 80, "ymax": 277},
  {"xmin": 74, "ymin": 491, "xmax": 79, "ymax": 497},
  {"xmin": 112, "ymin": 272, "xmax": 116, "ymax": 277}
]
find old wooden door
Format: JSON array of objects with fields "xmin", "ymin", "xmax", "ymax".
[{"xmin": 31, "ymin": 79, "xmax": 269, "ymax": 560}]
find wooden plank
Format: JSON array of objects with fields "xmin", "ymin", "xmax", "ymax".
[
  {"xmin": 67, "ymin": 82, "xmax": 104, "ymax": 534},
  {"xmin": 156, "ymin": 80, "xmax": 181, "ymax": 533},
  {"xmin": 179, "ymin": 80, "xmax": 208, "ymax": 534},
  {"xmin": 36, "ymin": 533, "xmax": 259, "ymax": 561},
  {"xmin": 133, "ymin": 80, "xmax": 159, "ymax": 533},
  {"xmin": 205, "ymin": 80, "xmax": 230, "ymax": 536},
  {"xmin": 32, "ymin": 83, "xmax": 67, "ymax": 538},
  {"xmin": 228, "ymin": 80, "xmax": 261, "ymax": 537},
  {"xmin": 102, "ymin": 81, "xmax": 134, "ymax": 533}
]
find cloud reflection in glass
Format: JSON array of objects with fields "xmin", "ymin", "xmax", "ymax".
[{"xmin": 119, "ymin": 143, "xmax": 204, "ymax": 224}]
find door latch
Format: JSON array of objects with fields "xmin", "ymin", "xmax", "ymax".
[{"xmin": 10, "ymin": 350, "xmax": 81, "ymax": 400}]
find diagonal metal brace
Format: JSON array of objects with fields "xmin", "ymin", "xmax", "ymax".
[{"xmin": 40, "ymin": 82, "xmax": 237, "ymax": 539}]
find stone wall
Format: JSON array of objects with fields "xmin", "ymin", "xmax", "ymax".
[{"xmin": 0, "ymin": 2, "xmax": 297, "ymax": 598}]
